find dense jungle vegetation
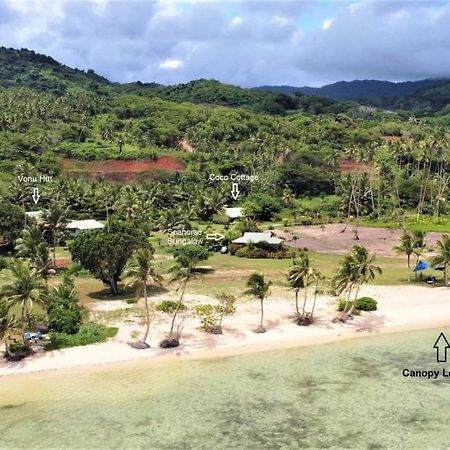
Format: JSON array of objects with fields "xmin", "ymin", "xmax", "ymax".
[{"xmin": 0, "ymin": 46, "xmax": 449, "ymax": 251}]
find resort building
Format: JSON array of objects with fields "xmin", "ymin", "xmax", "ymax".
[
  {"xmin": 66, "ymin": 219, "xmax": 104, "ymax": 238},
  {"xmin": 25, "ymin": 210, "xmax": 43, "ymax": 221},
  {"xmin": 232, "ymin": 232, "xmax": 283, "ymax": 246},
  {"xmin": 224, "ymin": 207, "xmax": 243, "ymax": 220}
]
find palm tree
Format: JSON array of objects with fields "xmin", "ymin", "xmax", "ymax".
[
  {"xmin": 245, "ymin": 273, "xmax": 272, "ymax": 333},
  {"xmin": 412, "ymin": 230, "xmax": 427, "ymax": 278},
  {"xmin": 0, "ymin": 259, "xmax": 46, "ymax": 339},
  {"xmin": 288, "ymin": 252, "xmax": 311, "ymax": 317},
  {"xmin": 123, "ymin": 246, "xmax": 161, "ymax": 348},
  {"xmin": 430, "ymin": 235, "xmax": 450, "ymax": 287},
  {"xmin": 0, "ymin": 299, "xmax": 15, "ymax": 353},
  {"xmin": 34, "ymin": 242, "xmax": 52, "ymax": 292},
  {"xmin": 333, "ymin": 245, "xmax": 381, "ymax": 321},
  {"xmin": 332, "ymin": 254, "xmax": 357, "ymax": 321},
  {"xmin": 348, "ymin": 245, "xmax": 382, "ymax": 315},
  {"xmin": 393, "ymin": 230, "xmax": 414, "ymax": 282},
  {"xmin": 15, "ymin": 224, "xmax": 44, "ymax": 260},
  {"xmin": 163, "ymin": 245, "xmax": 209, "ymax": 347},
  {"xmin": 310, "ymin": 269, "xmax": 324, "ymax": 321},
  {"xmin": 42, "ymin": 199, "xmax": 69, "ymax": 268}
]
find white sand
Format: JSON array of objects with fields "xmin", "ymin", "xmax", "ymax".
[{"xmin": 1, "ymin": 285, "xmax": 450, "ymax": 377}]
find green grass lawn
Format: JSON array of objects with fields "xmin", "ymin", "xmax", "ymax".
[{"xmin": 361, "ymin": 218, "xmax": 450, "ymax": 233}]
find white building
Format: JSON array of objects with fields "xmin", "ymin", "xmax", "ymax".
[
  {"xmin": 224, "ymin": 207, "xmax": 243, "ymax": 220},
  {"xmin": 232, "ymin": 232, "xmax": 283, "ymax": 245},
  {"xmin": 66, "ymin": 219, "xmax": 104, "ymax": 238},
  {"xmin": 25, "ymin": 211, "xmax": 43, "ymax": 221}
]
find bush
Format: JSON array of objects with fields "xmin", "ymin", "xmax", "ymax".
[
  {"xmin": 235, "ymin": 243, "xmax": 297, "ymax": 259},
  {"xmin": 45, "ymin": 324, "xmax": 118, "ymax": 350},
  {"xmin": 355, "ymin": 297, "xmax": 377, "ymax": 311},
  {"xmin": 242, "ymin": 193, "xmax": 282, "ymax": 220},
  {"xmin": 48, "ymin": 276, "xmax": 83, "ymax": 334},
  {"xmin": 155, "ymin": 300, "xmax": 187, "ymax": 313},
  {"xmin": 337, "ymin": 297, "xmax": 377, "ymax": 313}
]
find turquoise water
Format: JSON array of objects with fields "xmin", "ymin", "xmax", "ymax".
[{"xmin": 1, "ymin": 328, "xmax": 450, "ymax": 449}]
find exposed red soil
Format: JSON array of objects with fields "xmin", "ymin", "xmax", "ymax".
[
  {"xmin": 52, "ymin": 259, "xmax": 69, "ymax": 269},
  {"xmin": 61, "ymin": 156, "xmax": 185, "ymax": 182}
]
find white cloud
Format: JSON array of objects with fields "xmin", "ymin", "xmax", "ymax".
[
  {"xmin": 231, "ymin": 16, "xmax": 243, "ymax": 26},
  {"xmin": 0, "ymin": 1, "xmax": 449, "ymax": 87},
  {"xmin": 159, "ymin": 58, "xmax": 184, "ymax": 70},
  {"xmin": 322, "ymin": 18, "xmax": 334, "ymax": 31}
]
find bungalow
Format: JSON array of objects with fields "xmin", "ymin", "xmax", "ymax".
[
  {"xmin": 232, "ymin": 232, "xmax": 283, "ymax": 246},
  {"xmin": 25, "ymin": 210, "xmax": 43, "ymax": 221},
  {"xmin": 66, "ymin": 219, "xmax": 104, "ymax": 238},
  {"xmin": 224, "ymin": 207, "xmax": 243, "ymax": 220}
]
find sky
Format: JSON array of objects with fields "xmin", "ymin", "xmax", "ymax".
[{"xmin": 0, "ymin": 0, "xmax": 450, "ymax": 87}]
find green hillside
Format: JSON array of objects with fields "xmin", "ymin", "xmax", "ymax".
[{"xmin": 0, "ymin": 47, "xmax": 112, "ymax": 95}]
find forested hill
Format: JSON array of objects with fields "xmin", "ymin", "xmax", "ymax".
[
  {"xmin": 1, "ymin": 46, "xmax": 449, "ymax": 116},
  {"xmin": 0, "ymin": 47, "xmax": 112, "ymax": 94},
  {"xmin": 259, "ymin": 79, "xmax": 448, "ymax": 100},
  {"xmin": 0, "ymin": 47, "xmax": 357, "ymax": 116},
  {"xmin": 259, "ymin": 79, "xmax": 450, "ymax": 115}
]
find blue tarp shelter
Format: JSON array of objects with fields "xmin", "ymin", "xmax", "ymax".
[{"xmin": 413, "ymin": 261, "xmax": 429, "ymax": 272}]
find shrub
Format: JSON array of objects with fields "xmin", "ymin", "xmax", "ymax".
[
  {"xmin": 48, "ymin": 276, "xmax": 83, "ymax": 334},
  {"xmin": 355, "ymin": 297, "xmax": 377, "ymax": 311},
  {"xmin": 235, "ymin": 243, "xmax": 297, "ymax": 259},
  {"xmin": 242, "ymin": 193, "xmax": 282, "ymax": 220},
  {"xmin": 45, "ymin": 324, "xmax": 118, "ymax": 350},
  {"xmin": 155, "ymin": 300, "xmax": 187, "ymax": 313},
  {"xmin": 337, "ymin": 297, "xmax": 377, "ymax": 313}
]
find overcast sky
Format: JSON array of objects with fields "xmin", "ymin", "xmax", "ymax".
[{"xmin": 1, "ymin": 0, "xmax": 450, "ymax": 87}]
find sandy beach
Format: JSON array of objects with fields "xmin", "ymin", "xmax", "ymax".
[{"xmin": 1, "ymin": 284, "xmax": 450, "ymax": 378}]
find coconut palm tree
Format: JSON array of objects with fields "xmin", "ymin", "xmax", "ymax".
[
  {"xmin": 412, "ymin": 230, "xmax": 427, "ymax": 278},
  {"xmin": 288, "ymin": 252, "xmax": 311, "ymax": 317},
  {"xmin": 332, "ymin": 254, "xmax": 357, "ymax": 321},
  {"xmin": 310, "ymin": 269, "xmax": 324, "ymax": 321},
  {"xmin": 245, "ymin": 273, "xmax": 272, "ymax": 333},
  {"xmin": 333, "ymin": 245, "xmax": 381, "ymax": 321},
  {"xmin": 42, "ymin": 199, "xmax": 69, "ymax": 267},
  {"xmin": 34, "ymin": 242, "xmax": 52, "ymax": 292},
  {"xmin": 15, "ymin": 224, "xmax": 44, "ymax": 260},
  {"xmin": 393, "ymin": 230, "xmax": 414, "ymax": 282},
  {"xmin": 123, "ymin": 246, "xmax": 161, "ymax": 348},
  {"xmin": 0, "ymin": 299, "xmax": 15, "ymax": 353},
  {"xmin": 0, "ymin": 259, "xmax": 46, "ymax": 338},
  {"xmin": 347, "ymin": 245, "xmax": 382, "ymax": 315},
  {"xmin": 430, "ymin": 235, "xmax": 450, "ymax": 287},
  {"xmin": 163, "ymin": 245, "xmax": 209, "ymax": 347}
]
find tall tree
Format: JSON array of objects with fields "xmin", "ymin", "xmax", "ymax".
[
  {"xmin": 245, "ymin": 272, "xmax": 272, "ymax": 333},
  {"xmin": 430, "ymin": 235, "xmax": 450, "ymax": 287},
  {"xmin": 123, "ymin": 245, "xmax": 161, "ymax": 348},
  {"xmin": 43, "ymin": 199, "xmax": 69, "ymax": 267},
  {"xmin": 162, "ymin": 244, "xmax": 210, "ymax": 347},
  {"xmin": 0, "ymin": 259, "xmax": 46, "ymax": 339},
  {"xmin": 288, "ymin": 252, "xmax": 311, "ymax": 318},
  {"xmin": 393, "ymin": 230, "xmax": 414, "ymax": 282}
]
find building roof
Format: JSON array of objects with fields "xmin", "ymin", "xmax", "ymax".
[
  {"xmin": 232, "ymin": 232, "xmax": 283, "ymax": 245},
  {"xmin": 25, "ymin": 210, "xmax": 43, "ymax": 218},
  {"xmin": 66, "ymin": 219, "xmax": 104, "ymax": 231},
  {"xmin": 224, "ymin": 207, "xmax": 243, "ymax": 219}
]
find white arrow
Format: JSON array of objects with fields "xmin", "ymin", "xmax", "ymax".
[
  {"xmin": 231, "ymin": 182, "xmax": 240, "ymax": 200},
  {"xmin": 32, "ymin": 187, "xmax": 41, "ymax": 204},
  {"xmin": 206, "ymin": 233, "xmax": 225, "ymax": 242}
]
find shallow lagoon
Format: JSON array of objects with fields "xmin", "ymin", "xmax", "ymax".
[{"xmin": 1, "ymin": 328, "xmax": 450, "ymax": 449}]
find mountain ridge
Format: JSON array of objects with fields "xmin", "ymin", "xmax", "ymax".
[{"xmin": 1, "ymin": 46, "xmax": 449, "ymax": 116}]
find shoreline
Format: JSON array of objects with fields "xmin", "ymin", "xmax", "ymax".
[
  {"xmin": 2, "ymin": 285, "xmax": 450, "ymax": 379},
  {"xmin": 3, "ymin": 318, "xmax": 450, "ymax": 381}
]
